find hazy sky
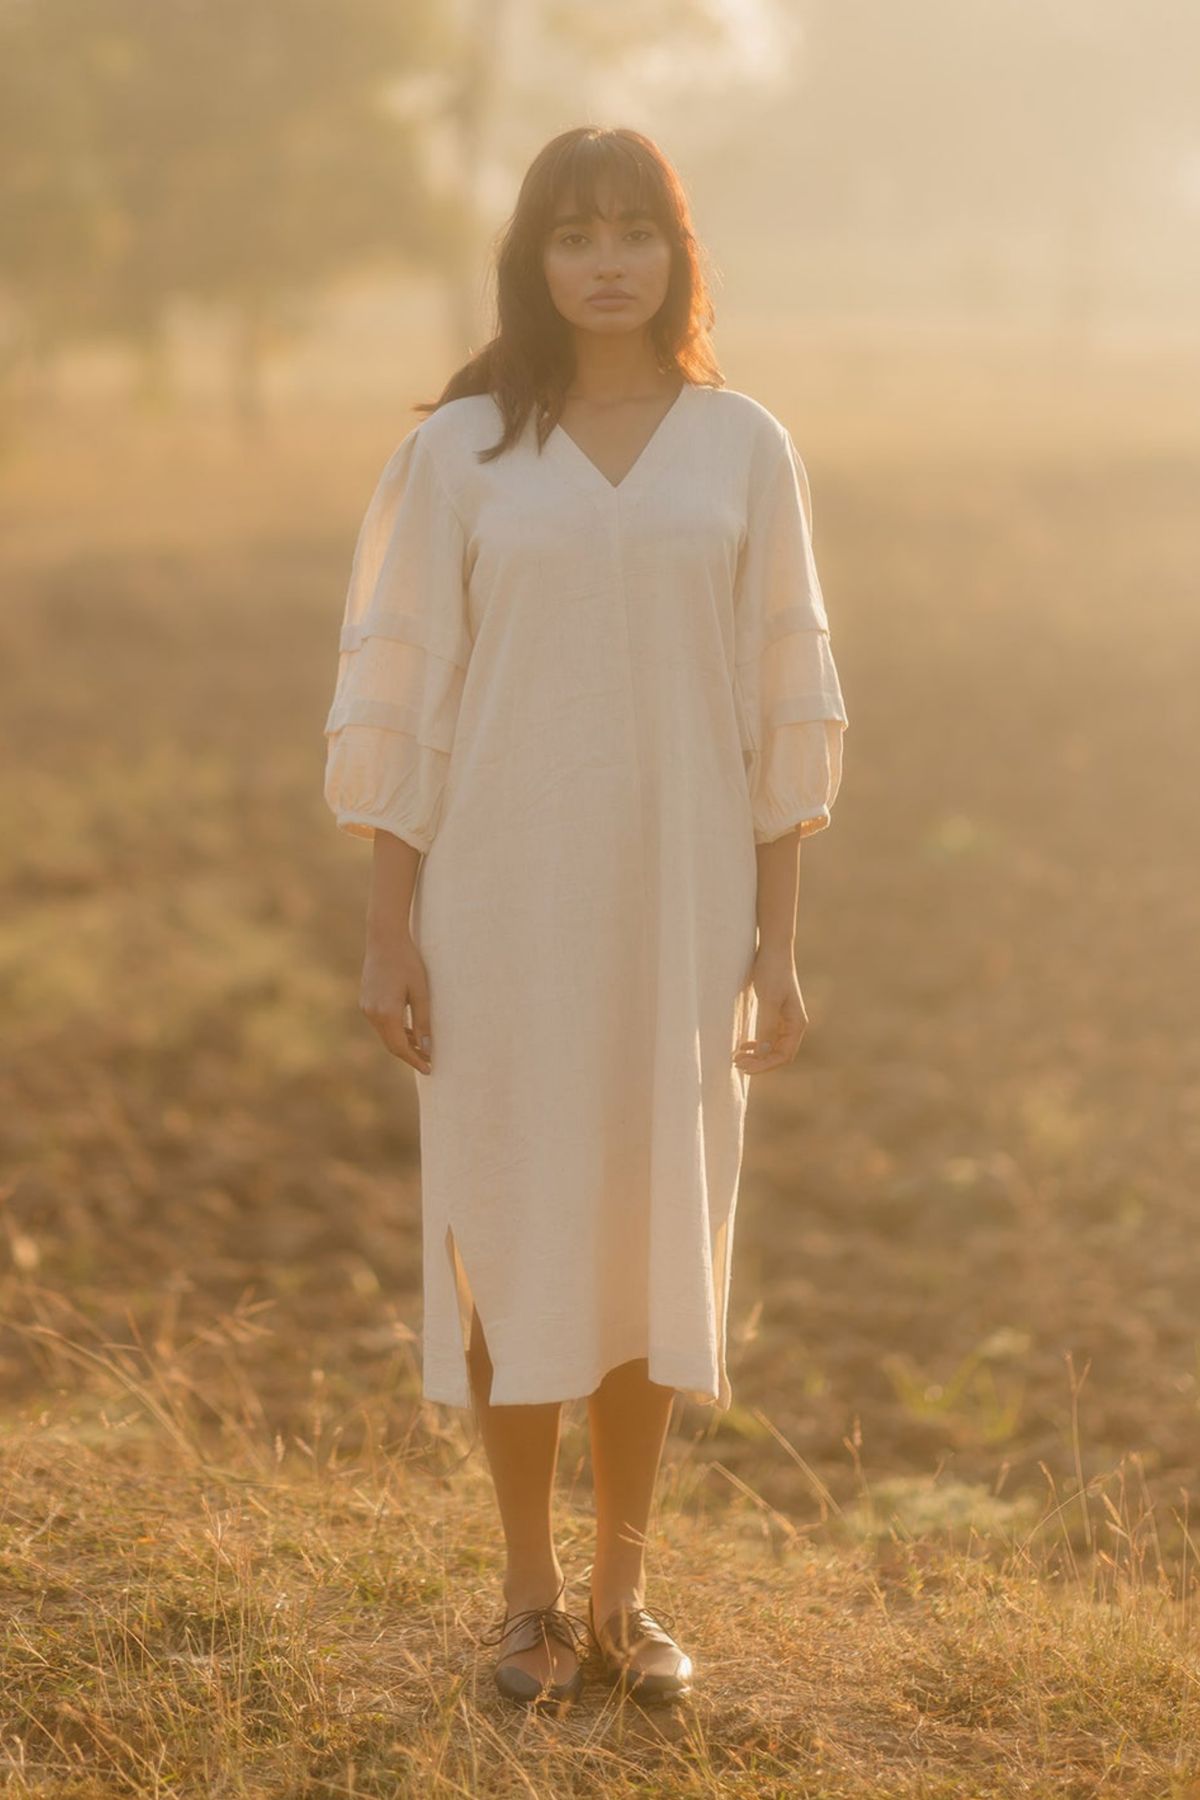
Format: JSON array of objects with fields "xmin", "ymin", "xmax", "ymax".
[{"xmin": 482, "ymin": 0, "xmax": 1200, "ymax": 327}]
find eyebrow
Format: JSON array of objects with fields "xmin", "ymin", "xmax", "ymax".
[{"xmin": 550, "ymin": 208, "xmax": 655, "ymax": 228}]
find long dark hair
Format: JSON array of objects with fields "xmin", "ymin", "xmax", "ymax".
[{"xmin": 417, "ymin": 126, "xmax": 723, "ymax": 459}]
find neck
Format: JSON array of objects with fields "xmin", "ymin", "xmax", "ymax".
[{"xmin": 566, "ymin": 328, "xmax": 674, "ymax": 403}]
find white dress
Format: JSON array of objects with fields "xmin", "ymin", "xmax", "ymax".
[{"xmin": 324, "ymin": 383, "xmax": 847, "ymax": 1408}]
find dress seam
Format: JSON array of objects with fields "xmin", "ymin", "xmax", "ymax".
[{"xmin": 413, "ymin": 428, "xmax": 473, "ymax": 539}]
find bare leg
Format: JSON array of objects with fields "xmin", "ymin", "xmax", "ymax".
[
  {"xmin": 587, "ymin": 1357, "xmax": 680, "ymax": 1678},
  {"xmin": 467, "ymin": 1307, "xmax": 576, "ymax": 1687}
]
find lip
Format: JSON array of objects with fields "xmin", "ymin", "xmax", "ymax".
[{"xmin": 587, "ymin": 291, "xmax": 634, "ymax": 304}]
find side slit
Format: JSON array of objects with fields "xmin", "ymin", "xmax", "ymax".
[
  {"xmin": 709, "ymin": 1212, "xmax": 733, "ymax": 1411},
  {"xmin": 444, "ymin": 1223, "xmax": 478, "ymax": 1392}
]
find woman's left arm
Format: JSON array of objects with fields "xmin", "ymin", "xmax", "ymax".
[
  {"xmin": 734, "ymin": 831, "xmax": 808, "ymax": 1075},
  {"xmin": 731, "ymin": 426, "xmax": 848, "ymax": 1076}
]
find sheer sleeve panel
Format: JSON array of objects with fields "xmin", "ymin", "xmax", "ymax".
[
  {"xmin": 323, "ymin": 427, "xmax": 471, "ymax": 855},
  {"xmin": 734, "ymin": 432, "xmax": 848, "ymax": 846}
]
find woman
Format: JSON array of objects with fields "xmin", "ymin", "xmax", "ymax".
[{"xmin": 323, "ymin": 125, "xmax": 847, "ymax": 1710}]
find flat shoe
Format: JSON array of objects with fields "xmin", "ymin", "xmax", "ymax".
[
  {"xmin": 479, "ymin": 1594, "xmax": 590, "ymax": 1708},
  {"xmin": 587, "ymin": 1598, "xmax": 693, "ymax": 1704}
]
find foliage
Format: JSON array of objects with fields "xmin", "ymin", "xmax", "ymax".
[{"xmin": 0, "ymin": 0, "xmax": 454, "ymax": 358}]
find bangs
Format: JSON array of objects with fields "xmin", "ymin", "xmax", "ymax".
[{"xmin": 544, "ymin": 134, "xmax": 673, "ymax": 231}]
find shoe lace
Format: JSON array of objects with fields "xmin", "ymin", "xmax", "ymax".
[
  {"xmin": 586, "ymin": 1601, "xmax": 679, "ymax": 1665},
  {"xmin": 479, "ymin": 1598, "xmax": 592, "ymax": 1658}
]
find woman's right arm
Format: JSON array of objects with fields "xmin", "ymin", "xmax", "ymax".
[{"xmin": 360, "ymin": 830, "xmax": 433, "ymax": 1074}]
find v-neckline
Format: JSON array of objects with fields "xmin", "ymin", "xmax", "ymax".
[{"xmin": 550, "ymin": 382, "xmax": 691, "ymax": 498}]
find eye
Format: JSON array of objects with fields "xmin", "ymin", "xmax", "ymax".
[{"xmin": 627, "ymin": 227, "xmax": 655, "ymax": 242}]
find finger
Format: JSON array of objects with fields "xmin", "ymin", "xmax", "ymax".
[
  {"xmin": 734, "ymin": 1017, "xmax": 805, "ymax": 1073},
  {"xmin": 364, "ymin": 1005, "xmax": 432, "ymax": 1074},
  {"xmin": 741, "ymin": 1028, "xmax": 803, "ymax": 1073},
  {"xmin": 734, "ymin": 1015, "xmax": 776, "ymax": 1055},
  {"xmin": 407, "ymin": 980, "xmax": 433, "ymax": 1063},
  {"xmin": 386, "ymin": 1021, "xmax": 432, "ymax": 1072},
  {"xmin": 734, "ymin": 996, "xmax": 781, "ymax": 1064}
]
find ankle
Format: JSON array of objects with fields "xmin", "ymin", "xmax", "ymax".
[
  {"xmin": 590, "ymin": 1578, "xmax": 646, "ymax": 1622},
  {"xmin": 503, "ymin": 1565, "xmax": 566, "ymax": 1613}
]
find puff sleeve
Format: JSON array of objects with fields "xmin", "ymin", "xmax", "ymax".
[
  {"xmin": 323, "ymin": 427, "xmax": 471, "ymax": 855},
  {"xmin": 733, "ymin": 432, "xmax": 848, "ymax": 845}
]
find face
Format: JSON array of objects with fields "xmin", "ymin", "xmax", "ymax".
[{"xmin": 542, "ymin": 186, "xmax": 673, "ymax": 339}]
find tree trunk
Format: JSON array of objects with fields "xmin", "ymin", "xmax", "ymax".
[{"xmin": 445, "ymin": 0, "xmax": 514, "ymax": 355}]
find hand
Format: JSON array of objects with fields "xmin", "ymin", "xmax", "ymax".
[
  {"xmin": 734, "ymin": 946, "xmax": 808, "ymax": 1075},
  {"xmin": 360, "ymin": 936, "xmax": 433, "ymax": 1074}
]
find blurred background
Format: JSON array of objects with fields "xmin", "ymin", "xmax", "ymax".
[{"xmin": 2, "ymin": 0, "xmax": 1198, "ymax": 1538}]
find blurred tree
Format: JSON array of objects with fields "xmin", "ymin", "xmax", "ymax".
[
  {"xmin": 0, "ymin": 0, "xmax": 460, "ymax": 420},
  {"xmin": 437, "ymin": 0, "xmax": 515, "ymax": 354}
]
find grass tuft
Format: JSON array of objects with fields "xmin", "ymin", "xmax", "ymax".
[{"xmin": 2, "ymin": 1320, "xmax": 1199, "ymax": 1798}]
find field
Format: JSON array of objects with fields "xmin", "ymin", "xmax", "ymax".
[{"xmin": 2, "ymin": 322, "xmax": 1199, "ymax": 1796}]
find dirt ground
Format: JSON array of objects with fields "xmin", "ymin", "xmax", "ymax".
[{"xmin": 2, "ymin": 325, "xmax": 1198, "ymax": 1559}]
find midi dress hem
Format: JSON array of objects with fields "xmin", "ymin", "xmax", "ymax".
[
  {"xmin": 421, "ymin": 1350, "xmax": 728, "ymax": 1412},
  {"xmin": 427, "ymin": 1224, "xmax": 733, "ymax": 1409}
]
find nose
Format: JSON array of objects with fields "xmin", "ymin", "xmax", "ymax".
[{"xmin": 594, "ymin": 234, "xmax": 625, "ymax": 278}]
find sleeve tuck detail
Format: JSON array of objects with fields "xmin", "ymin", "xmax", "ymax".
[
  {"xmin": 733, "ymin": 431, "xmax": 849, "ymax": 846},
  {"xmin": 323, "ymin": 427, "xmax": 471, "ymax": 855}
]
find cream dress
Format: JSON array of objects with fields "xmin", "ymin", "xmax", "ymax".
[{"xmin": 324, "ymin": 383, "xmax": 847, "ymax": 1408}]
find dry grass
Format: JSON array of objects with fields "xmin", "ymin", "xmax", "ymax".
[
  {"xmin": 2, "ymin": 1312, "xmax": 1200, "ymax": 1799},
  {"xmin": 3, "ymin": 321, "xmax": 1200, "ymax": 1794}
]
